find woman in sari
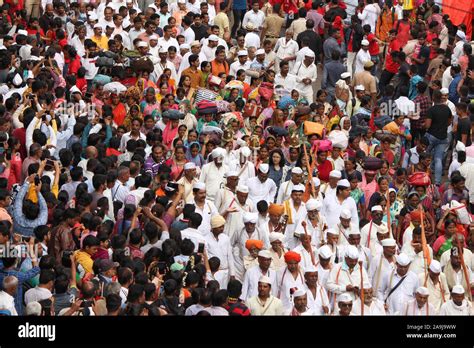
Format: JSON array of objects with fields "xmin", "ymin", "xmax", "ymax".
[
  {"xmin": 162, "ymin": 111, "xmax": 181, "ymax": 149},
  {"xmin": 178, "ymin": 75, "xmax": 195, "ymax": 102},
  {"xmin": 166, "ymin": 145, "xmax": 188, "ymax": 181},
  {"xmin": 433, "ymin": 219, "xmax": 459, "ymax": 259},
  {"xmin": 376, "ymin": 0, "xmax": 398, "ymax": 54},
  {"xmin": 186, "ymin": 141, "xmax": 206, "ymax": 168},
  {"xmin": 140, "ymin": 87, "xmax": 160, "ymax": 119},
  {"xmin": 123, "ymin": 104, "xmax": 143, "ymax": 131},
  {"xmin": 315, "ymin": 149, "xmax": 333, "ymax": 183},
  {"xmin": 110, "ymin": 93, "xmax": 127, "ymax": 127}
]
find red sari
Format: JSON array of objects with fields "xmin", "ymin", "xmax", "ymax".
[{"xmin": 112, "ymin": 102, "xmax": 127, "ymax": 126}]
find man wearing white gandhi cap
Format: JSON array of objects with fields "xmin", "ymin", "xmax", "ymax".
[
  {"xmin": 268, "ymin": 232, "xmax": 287, "ymax": 271},
  {"xmin": 351, "ymin": 281, "xmax": 386, "ymax": 315},
  {"xmin": 276, "ymin": 166, "xmax": 304, "ymax": 204},
  {"xmin": 417, "ymin": 259, "xmax": 450, "ymax": 313},
  {"xmin": 325, "ymin": 245, "xmax": 370, "ymax": 304},
  {"xmin": 345, "ymin": 229, "xmax": 371, "ymax": 271},
  {"xmin": 304, "ymin": 265, "xmax": 330, "ymax": 315},
  {"xmin": 241, "ymin": 249, "xmax": 278, "ymax": 302},
  {"xmin": 335, "ymin": 293, "xmax": 353, "ymax": 316},
  {"xmin": 321, "ymin": 178, "xmax": 359, "ymax": 228},
  {"xmin": 336, "ymin": 208, "xmax": 359, "ymax": 247},
  {"xmin": 378, "ymin": 252, "xmax": 419, "ymax": 315},
  {"xmin": 282, "ymin": 184, "xmax": 307, "ymax": 250},
  {"xmin": 293, "ymin": 198, "xmax": 327, "ymax": 249},
  {"xmin": 214, "ymin": 170, "xmax": 239, "ymax": 217},
  {"xmin": 369, "ymin": 237, "xmax": 397, "ymax": 295},
  {"xmin": 319, "ymin": 169, "xmax": 342, "ymax": 199},
  {"xmin": 247, "ymin": 163, "xmax": 277, "ymax": 206},
  {"xmin": 222, "ymin": 183, "xmax": 254, "ymax": 241},
  {"xmin": 177, "ymin": 162, "xmax": 199, "ymax": 203},
  {"xmin": 439, "ymin": 284, "xmax": 474, "ymax": 315},
  {"xmin": 402, "ymin": 286, "xmax": 436, "ymax": 315},
  {"xmin": 315, "ymin": 245, "xmax": 333, "ymax": 289},
  {"xmin": 288, "ymin": 288, "xmax": 316, "ymax": 316},
  {"xmin": 247, "ymin": 275, "xmax": 285, "ymax": 315},
  {"xmin": 323, "ymin": 228, "xmax": 344, "ymax": 266},
  {"xmin": 232, "ymin": 212, "xmax": 269, "ymax": 281},
  {"xmin": 198, "ymin": 147, "xmax": 229, "ymax": 202},
  {"xmin": 191, "ymin": 182, "xmax": 219, "ymax": 236},
  {"xmin": 360, "ymin": 205, "xmax": 389, "ymax": 249}
]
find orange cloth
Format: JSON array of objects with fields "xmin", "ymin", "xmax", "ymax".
[
  {"xmin": 245, "ymin": 239, "xmax": 264, "ymax": 250},
  {"xmin": 410, "ymin": 210, "xmax": 422, "ymax": 222},
  {"xmin": 268, "ymin": 203, "xmax": 285, "ymax": 216},
  {"xmin": 284, "ymin": 251, "xmax": 301, "ymax": 263}
]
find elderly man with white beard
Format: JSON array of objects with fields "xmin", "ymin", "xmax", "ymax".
[
  {"xmin": 336, "ymin": 209, "xmax": 359, "ymax": 247},
  {"xmin": 418, "ymin": 260, "xmax": 450, "ymax": 313},
  {"xmin": 293, "ymin": 199, "xmax": 327, "ymax": 249},
  {"xmin": 247, "ymin": 164, "xmax": 277, "ymax": 206},
  {"xmin": 402, "ymin": 286, "xmax": 436, "ymax": 315},
  {"xmin": 351, "ymin": 283, "xmax": 386, "ymax": 315},
  {"xmin": 222, "ymin": 184, "xmax": 254, "ymax": 241},
  {"xmin": 199, "ymin": 147, "xmax": 228, "ymax": 202}
]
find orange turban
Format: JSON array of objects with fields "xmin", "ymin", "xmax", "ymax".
[
  {"xmin": 245, "ymin": 239, "xmax": 264, "ymax": 251},
  {"xmin": 268, "ymin": 203, "xmax": 285, "ymax": 216},
  {"xmin": 410, "ymin": 211, "xmax": 422, "ymax": 222},
  {"xmin": 284, "ymin": 251, "xmax": 301, "ymax": 263}
]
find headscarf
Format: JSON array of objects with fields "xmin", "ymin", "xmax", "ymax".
[
  {"xmin": 284, "ymin": 251, "xmax": 301, "ymax": 263},
  {"xmin": 245, "ymin": 240, "xmax": 264, "ymax": 251}
]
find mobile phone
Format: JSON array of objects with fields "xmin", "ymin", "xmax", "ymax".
[
  {"xmin": 198, "ymin": 243, "xmax": 205, "ymax": 254},
  {"xmin": 21, "ymin": 236, "xmax": 31, "ymax": 243},
  {"xmin": 34, "ymin": 175, "xmax": 40, "ymax": 186}
]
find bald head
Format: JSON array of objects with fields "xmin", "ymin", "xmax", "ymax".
[
  {"xmin": 82, "ymin": 281, "xmax": 96, "ymax": 299},
  {"xmin": 3, "ymin": 276, "xmax": 18, "ymax": 294},
  {"xmin": 86, "ymin": 146, "xmax": 98, "ymax": 159}
]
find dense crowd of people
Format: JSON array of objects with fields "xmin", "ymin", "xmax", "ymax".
[{"xmin": 0, "ymin": 0, "xmax": 472, "ymax": 316}]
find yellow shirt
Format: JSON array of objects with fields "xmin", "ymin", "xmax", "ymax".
[
  {"xmin": 74, "ymin": 250, "xmax": 94, "ymax": 275},
  {"xmin": 92, "ymin": 35, "xmax": 109, "ymax": 50}
]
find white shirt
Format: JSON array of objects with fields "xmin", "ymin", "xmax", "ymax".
[
  {"xmin": 292, "ymin": 245, "xmax": 318, "ymax": 271},
  {"xmin": 401, "ymin": 243, "xmax": 433, "ymax": 276},
  {"xmin": 0, "ymin": 291, "xmax": 17, "ymax": 315},
  {"xmin": 247, "ymin": 177, "xmax": 277, "ymax": 206},
  {"xmin": 305, "ymin": 284, "xmax": 330, "ymax": 315},
  {"xmin": 180, "ymin": 227, "xmax": 208, "ymax": 253},
  {"xmin": 111, "ymin": 180, "xmax": 130, "ymax": 204},
  {"xmin": 378, "ymin": 269, "xmax": 419, "ymax": 315},
  {"xmin": 394, "ymin": 96, "xmax": 416, "ymax": 116},
  {"xmin": 292, "ymin": 61, "xmax": 317, "ymax": 97},
  {"xmin": 119, "ymin": 131, "xmax": 146, "ymax": 151},
  {"xmin": 276, "ymin": 180, "xmax": 296, "ymax": 204},
  {"xmin": 402, "ymin": 298, "xmax": 436, "ymax": 315},
  {"xmin": 276, "ymin": 266, "xmax": 306, "ymax": 310},
  {"xmin": 369, "ymin": 253, "xmax": 396, "ymax": 294},
  {"xmin": 183, "ymin": 27, "xmax": 195, "ymax": 44},
  {"xmin": 275, "ymin": 38, "xmax": 299, "ymax": 71},
  {"xmin": 244, "ymin": 32, "xmax": 261, "ymax": 50},
  {"xmin": 439, "ymin": 299, "xmax": 473, "ymax": 315},
  {"xmin": 204, "ymin": 232, "xmax": 235, "ymax": 276},
  {"xmin": 157, "ymin": 37, "xmax": 179, "ymax": 52},
  {"xmin": 247, "ymin": 295, "xmax": 285, "ymax": 315},
  {"xmin": 354, "ymin": 48, "xmax": 371, "ymax": 74},
  {"xmin": 452, "ymin": 40, "xmax": 465, "ymax": 65},
  {"xmin": 274, "ymin": 73, "xmax": 296, "ymax": 92},
  {"xmin": 229, "ymin": 60, "xmax": 251, "ymax": 81},
  {"xmin": 24, "ymin": 286, "xmax": 53, "ymax": 305},
  {"xmin": 360, "ymin": 221, "xmax": 389, "ymax": 249},
  {"xmin": 192, "ymin": 199, "xmax": 218, "ymax": 235},
  {"xmin": 242, "ymin": 10, "xmax": 265, "ymax": 30},
  {"xmin": 321, "ymin": 194, "xmax": 359, "ymax": 228},
  {"xmin": 459, "ymin": 162, "xmax": 474, "ymax": 203},
  {"xmin": 325, "ymin": 262, "xmax": 370, "ymax": 302},
  {"xmin": 199, "ymin": 162, "xmax": 228, "ymax": 202},
  {"xmin": 357, "ymin": 3, "xmax": 380, "ymax": 33},
  {"xmin": 241, "ymin": 266, "xmax": 278, "ymax": 301},
  {"xmin": 351, "ymin": 297, "xmax": 386, "ymax": 315}
]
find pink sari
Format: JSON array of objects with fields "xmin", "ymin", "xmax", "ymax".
[{"xmin": 163, "ymin": 121, "xmax": 179, "ymax": 149}]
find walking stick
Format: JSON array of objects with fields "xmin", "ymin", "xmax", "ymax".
[
  {"xmin": 386, "ymin": 191, "xmax": 391, "ymax": 237},
  {"xmin": 359, "ymin": 260, "xmax": 364, "ymax": 316},
  {"xmin": 419, "ymin": 204, "xmax": 431, "ymax": 280},
  {"xmin": 455, "ymin": 234, "xmax": 472, "ymax": 301},
  {"xmin": 302, "ymin": 221, "xmax": 316, "ymax": 266}
]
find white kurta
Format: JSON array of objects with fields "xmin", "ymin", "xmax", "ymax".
[
  {"xmin": 231, "ymin": 226, "xmax": 270, "ymax": 281},
  {"xmin": 360, "ymin": 221, "xmax": 389, "ymax": 249},
  {"xmin": 228, "ymin": 160, "xmax": 255, "ymax": 186},
  {"xmin": 193, "ymin": 199, "xmax": 219, "ymax": 235},
  {"xmin": 276, "ymin": 180, "xmax": 296, "ymax": 204},
  {"xmin": 378, "ymin": 270, "xmax": 419, "ymax": 315},
  {"xmin": 204, "ymin": 232, "xmax": 235, "ymax": 278},
  {"xmin": 274, "ymin": 38, "xmax": 299, "ymax": 72},
  {"xmin": 305, "ymin": 284, "xmax": 330, "ymax": 315},
  {"xmin": 177, "ymin": 177, "xmax": 199, "ymax": 203},
  {"xmin": 283, "ymin": 200, "xmax": 307, "ymax": 249},
  {"xmin": 199, "ymin": 162, "xmax": 228, "ymax": 202},
  {"xmin": 351, "ymin": 298, "xmax": 386, "ymax": 315},
  {"xmin": 402, "ymin": 299, "xmax": 436, "ymax": 316},
  {"xmin": 418, "ymin": 273, "xmax": 450, "ymax": 313},
  {"xmin": 241, "ymin": 265, "xmax": 278, "ymax": 301},
  {"xmin": 247, "ymin": 295, "xmax": 285, "ymax": 315},
  {"xmin": 439, "ymin": 299, "xmax": 473, "ymax": 315},
  {"xmin": 325, "ymin": 262, "xmax": 370, "ymax": 302},
  {"xmin": 336, "ymin": 223, "xmax": 359, "ymax": 247},
  {"xmin": 321, "ymin": 195, "xmax": 359, "ymax": 229},
  {"xmin": 180, "ymin": 227, "xmax": 207, "ymax": 253},
  {"xmin": 292, "ymin": 245, "xmax": 318, "ymax": 272},
  {"xmin": 292, "ymin": 61, "xmax": 317, "ymax": 103},
  {"xmin": 276, "ymin": 267, "xmax": 306, "ymax": 310},
  {"xmin": 369, "ymin": 254, "xmax": 396, "ymax": 294},
  {"xmin": 247, "ymin": 177, "xmax": 277, "ymax": 206},
  {"xmin": 294, "ymin": 216, "xmax": 327, "ymax": 249},
  {"xmin": 401, "ymin": 243, "xmax": 433, "ymax": 276},
  {"xmin": 214, "ymin": 187, "xmax": 236, "ymax": 216}
]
